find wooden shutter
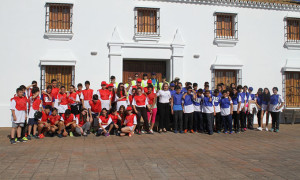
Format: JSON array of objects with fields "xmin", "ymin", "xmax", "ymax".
[
  {"xmin": 214, "ymin": 70, "xmax": 236, "ymax": 88},
  {"xmin": 45, "ymin": 66, "xmax": 73, "ymax": 91},
  {"xmin": 287, "ymin": 19, "xmax": 300, "ymax": 41},
  {"xmin": 216, "ymin": 14, "xmax": 233, "ymax": 37},
  {"xmin": 286, "ymin": 72, "xmax": 300, "ymax": 107},
  {"xmin": 49, "ymin": 4, "xmax": 71, "ymax": 30},
  {"xmin": 137, "ymin": 8, "xmax": 157, "ymax": 33}
]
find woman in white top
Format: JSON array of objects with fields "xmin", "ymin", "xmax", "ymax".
[{"xmin": 157, "ymin": 83, "xmax": 172, "ymax": 133}]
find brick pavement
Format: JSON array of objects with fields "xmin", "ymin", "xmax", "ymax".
[{"xmin": 0, "ymin": 124, "xmax": 300, "ymax": 180}]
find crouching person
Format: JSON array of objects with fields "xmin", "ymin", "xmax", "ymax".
[
  {"xmin": 75, "ymin": 108, "xmax": 91, "ymax": 136},
  {"xmin": 48, "ymin": 108, "xmax": 61, "ymax": 136},
  {"xmin": 97, "ymin": 108, "xmax": 113, "ymax": 137},
  {"xmin": 60, "ymin": 109, "xmax": 76, "ymax": 137},
  {"xmin": 37, "ymin": 105, "xmax": 51, "ymax": 139},
  {"xmin": 120, "ymin": 106, "xmax": 137, "ymax": 137}
]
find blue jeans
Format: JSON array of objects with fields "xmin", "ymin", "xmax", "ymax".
[{"xmin": 222, "ymin": 115, "xmax": 233, "ymax": 132}]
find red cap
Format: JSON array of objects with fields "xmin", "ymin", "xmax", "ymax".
[
  {"xmin": 137, "ymin": 78, "xmax": 142, "ymax": 83},
  {"xmin": 126, "ymin": 106, "xmax": 133, "ymax": 111},
  {"xmin": 108, "ymin": 83, "xmax": 114, "ymax": 87},
  {"xmin": 147, "ymin": 80, "xmax": 152, "ymax": 84},
  {"xmin": 101, "ymin": 81, "xmax": 107, "ymax": 86},
  {"xmin": 132, "ymin": 86, "xmax": 137, "ymax": 89}
]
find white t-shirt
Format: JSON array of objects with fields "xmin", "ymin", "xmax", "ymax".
[
  {"xmin": 157, "ymin": 90, "xmax": 171, "ymax": 103},
  {"xmin": 10, "ymin": 99, "xmax": 27, "ymax": 123},
  {"xmin": 28, "ymin": 97, "xmax": 42, "ymax": 119}
]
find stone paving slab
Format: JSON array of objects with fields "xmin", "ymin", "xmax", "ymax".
[{"xmin": 0, "ymin": 125, "xmax": 300, "ymax": 180}]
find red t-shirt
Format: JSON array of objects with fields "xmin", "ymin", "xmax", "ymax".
[
  {"xmin": 51, "ymin": 87, "xmax": 60, "ymax": 99},
  {"xmin": 40, "ymin": 111, "xmax": 49, "ymax": 122},
  {"xmin": 13, "ymin": 96, "xmax": 28, "ymax": 111},
  {"xmin": 82, "ymin": 89, "xmax": 94, "ymax": 100},
  {"xmin": 31, "ymin": 96, "xmax": 41, "ymax": 110},
  {"xmin": 68, "ymin": 92, "xmax": 77, "ymax": 104},
  {"xmin": 61, "ymin": 114, "xmax": 75, "ymax": 125},
  {"xmin": 76, "ymin": 114, "xmax": 86, "ymax": 127},
  {"xmin": 58, "ymin": 93, "xmax": 68, "ymax": 105},
  {"xmin": 109, "ymin": 113, "xmax": 120, "ymax": 124},
  {"xmin": 147, "ymin": 92, "xmax": 156, "ymax": 105},
  {"xmin": 99, "ymin": 89, "xmax": 111, "ymax": 100},
  {"xmin": 89, "ymin": 100, "xmax": 102, "ymax": 113},
  {"xmin": 48, "ymin": 114, "xmax": 61, "ymax": 125},
  {"xmin": 134, "ymin": 94, "xmax": 147, "ymax": 106}
]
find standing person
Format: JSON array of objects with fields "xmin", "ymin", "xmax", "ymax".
[
  {"xmin": 146, "ymin": 85, "xmax": 157, "ymax": 133},
  {"xmin": 261, "ymin": 88, "xmax": 271, "ymax": 131},
  {"xmin": 169, "ymin": 83, "xmax": 176, "ymax": 97},
  {"xmin": 60, "ymin": 109, "xmax": 77, "ymax": 137},
  {"xmin": 89, "ymin": 94, "xmax": 102, "ymax": 132},
  {"xmin": 127, "ymin": 86, "xmax": 136, "ymax": 106},
  {"xmin": 242, "ymin": 86, "xmax": 249, "ymax": 130},
  {"xmin": 157, "ymin": 83, "xmax": 172, "ymax": 133},
  {"xmin": 132, "ymin": 87, "xmax": 152, "ymax": 134},
  {"xmin": 69, "ymin": 85, "xmax": 80, "ymax": 115},
  {"xmin": 26, "ymin": 80, "xmax": 38, "ymax": 98},
  {"xmin": 183, "ymin": 87, "xmax": 194, "ymax": 133},
  {"xmin": 131, "ymin": 73, "xmax": 139, "ymax": 86},
  {"xmin": 231, "ymin": 88, "xmax": 240, "ymax": 133},
  {"xmin": 255, "ymin": 88, "xmax": 263, "ymax": 131},
  {"xmin": 50, "ymin": 79, "xmax": 60, "ymax": 108},
  {"xmin": 41, "ymin": 85, "xmax": 54, "ymax": 108},
  {"xmin": 230, "ymin": 83, "xmax": 236, "ymax": 91},
  {"xmin": 97, "ymin": 81, "xmax": 111, "ymax": 110},
  {"xmin": 81, "ymin": 81, "xmax": 94, "ymax": 110},
  {"xmin": 10, "ymin": 88, "xmax": 28, "ymax": 144},
  {"xmin": 110, "ymin": 75, "xmax": 118, "ymax": 89},
  {"xmin": 27, "ymin": 87, "xmax": 42, "ymax": 140},
  {"xmin": 144, "ymin": 80, "xmax": 156, "ymax": 94},
  {"xmin": 159, "ymin": 76, "xmax": 169, "ymax": 90},
  {"xmin": 97, "ymin": 108, "xmax": 114, "ymax": 137},
  {"xmin": 115, "ymin": 83, "xmax": 127, "ymax": 110},
  {"xmin": 246, "ymin": 87, "xmax": 256, "ymax": 130},
  {"xmin": 213, "ymin": 89, "xmax": 222, "ymax": 133},
  {"xmin": 57, "ymin": 86, "xmax": 69, "ymax": 115},
  {"xmin": 141, "ymin": 73, "xmax": 149, "ymax": 88},
  {"xmin": 202, "ymin": 90, "xmax": 214, "ymax": 135},
  {"xmin": 125, "ymin": 77, "xmax": 132, "ymax": 91},
  {"xmin": 76, "ymin": 83, "xmax": 84, "ymax": 112},
  {"xmin": 120, "ymin": 106, "xmax": 137, "ymax": 137},
  {"xmin": 220, "ymin": 90, "xmax": 233, "ymax": 134},
  {"xmin": 269, "ymin": 87, "xmax": 284, "ymax": 132},
  {"xmin": 75, "ymin": 108, "xmax": 91, "ymax": 136},
  {"xmin": 237, "ymin": 85, "xmax": 246, "ymax": 132},
  {"xmin": 108, "ymin": 83, "xmax": 116, "ymax": 109},
  {"xmin": 151, "ymin": 72, "xmax": 159, "ymax": 91},
  {"xmin": 192, "ymin": 83, "xmax": 198, "ymax": 92},
  {"xmin": 171, "ymin": 86, "xmax": 184, "ymax": 133},
  {"xmin": 193, "ymin": 89, "xmax": 204, "ymax": 133}
]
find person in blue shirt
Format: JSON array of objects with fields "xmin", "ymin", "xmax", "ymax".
[
  {"xmin": 193, "ymin": 83, "xmax": 198, "ymax": 92},
  {"xmin": 241, "ymin": 85, "xmax": 248, "ymax": 131},
  {"xmin": 169, "ymin": 83, "xmax": 176, "ymax": 97},
  {"xmin": 181, "ymin": 82, "xmax": 191, "ymax": 94},
  {"xmin": 183, "ymin": 87, "xmax": 195, "ymax": 133},
  {"xmin": 269, "ymin": 87, "xmax": 284, "ymax": 132},
  {"xmin": 255, "ymin": 88, "xmax": 263, "ymax": 131},
  {"xmin": 171, "ymin": 86, "xmax": 184, "ymax": 133},
  {"xmin": 193, "ymin": 89, "xmax": 204, "ymax": 133},
  {"xmin": 202, "ymin": 90, "xmax": 214, "ymax": 135},
  {"xmin": 237, "ymin": 85, "xmax": 246, "ymax": 132},
  {"xmin": 261, "ymin": 88, "xmax": 271, "ymax": 131},
  {"xmin": 217, "ymin": 84, "xmax": 223, "ymax": 97},
  {"xmin": 220, "ymin": 90, "xmax": 233, "ymax": 134},
  {"xmin": 230, "ymin": 88, "xmax": 239, "ymax": 133},
  {"xmin": 213, "ymin": 89, "xmax": 222, "ymax": 133}
]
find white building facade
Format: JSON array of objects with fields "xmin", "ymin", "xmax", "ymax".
[{"xmin": 1, "ymin": 0, "xmax": 300, "ymax": 127}]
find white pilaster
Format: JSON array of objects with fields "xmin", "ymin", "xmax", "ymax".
[
  {"xmin": 108, "ymin": 27, "xmax": 123, "ymax": 82},
  {"xmin": 171, "ymin": 29, "xmax": 185, "ymax": 81}
]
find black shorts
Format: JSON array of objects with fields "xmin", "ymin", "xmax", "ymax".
[{"xmin": 28, "ymin": 118, "xmax": 38, "ymax": 126}]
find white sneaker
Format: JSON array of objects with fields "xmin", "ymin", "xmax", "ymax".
[
  {"xmin": 150, "ymin": 129, "xmax": 154, "ymax": 133},
  {"xmin": 257, "ymin": 127, "xmax": 262, "ymax": 131},
  {"xmin": 265, "ymin": 127, "xmax": 268, "ymax": 131}
]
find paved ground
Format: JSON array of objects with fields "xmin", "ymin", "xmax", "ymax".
[{"xmin": 0, "ymin": 125, "xmax": 300, "ymax": 180}]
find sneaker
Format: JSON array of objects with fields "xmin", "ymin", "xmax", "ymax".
[
  {"xmin": 257, "ymin": 127, "xmax": 262, "ymax": 131},
  {"xmin": 83, "ymin": 132, "xmax": 87, "ymax": 136},
  {"xmin": 137, "ymin": 131, "xmax": 141, "ymax": 135},
  {"xmin": 275, "ymin": 129, "xmax": 279, "ymax": 133},
  {"xmin": 174, "ymin": 130, "xmax": 178, "ymax": 134},
  {"xmin": 265, "ymin": 127, "xmax": 268, "ymax": 131},
  {"xmin": 243, "ymin": 128, "xmax": 247, "ymax": 131},
  {"xmin": 27, "ymin": 135, "xmax": 32, "ymax": 140},
  {"xmin": 69, "ymin": 132, "xmax": 73, "ymax": 137},
  {"xmin": 224, "ymin": 131, "xmax": 228, "ymax": 134},
  {"xmin": 147, "ymin": 130, "xmax": 153, "ymax": 134},
  {"xmin": 10, "ymin": 139, "xmax": 16, "ymax": 144},
  {"xmin": 180, "ymin": 131, "xmax": 183, "ymax": 134},
  {"xmin": 38, "ymin": 134, "xmax": 45, "ymax": 139},
  {"xmin": 141, "ymin": 130, "xmax": 146, "ymax": 134},
  {"xmin": 184, "ymin": 129, "xmax": 188, "ymax": 133},
  {"xmin": 217, "ymin": 131, "xmax": 221, "ymax": 134},
  {"xmin": 241, "ymin": 129, "xmax": 245, "ymax": 132},
  {"xmin": 22, "ymin": 137, "xmax": 28, "ymax": 141},
  {"xmin": 33, "ymin": 135, "xmax": 39, "ymax": 139},
  {"xmin": 209, "ymin": 132, "xmax": 214, "ymax": 135},
  {"xmin": 190, "ymin": 130, "xmax": 194, "ymax": 133},
  {"xmin": 57, "ymin": 134, "xmax": 63, "ymax": 138},
  {"xmin": 105, "ymin": 132, "xmax": 110, "ymax": 137},
  {"xmin": 149, "ymin": 129, "xmax": 154, "ymax": 134},
  {"xmin": 270, "ymin": 128, "xmax": 274, "ymax": 132},
  {"xmin": 128, "ymin": 132, "xmax": 132, "ymax": 137},
  {"xmin": 229, "ymin": 131, "xmax": 234, "ymax": 134},
  {"xmin": 18, "ymin": 138, "xmax": 27, "ymax": 143}
]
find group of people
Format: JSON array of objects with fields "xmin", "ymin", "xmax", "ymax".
[{"xmin": 9, "ymin": 72, "xmax": 284, "ymax": 144}]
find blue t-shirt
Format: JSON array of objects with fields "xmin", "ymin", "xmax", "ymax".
[
  {"xmin": 169, "ymin": 89, "xmax": 176, "ymax": 97},
  {"xmin": 173, "ymin": 93, "xmax": 183, "ymax": 111},
  {"xmin": 184, "ymin": 94, "xmax": 193, "ymax": 106},
  {"xmin": 203, "ymin": 96, "xmax": 213, "ymax": 107},
  {"xmin": 270, "ymin": 94, "xmax": 279, "ymax": 105},
  {"xmin": 238, "ymin": 92, "xmax": 246, "ymax": 103},
  {"xmin": 232, "ymin": 96, "xmax": 238, "ymax": 105},
  {"xmin": 212, "ymin": 94, "xmax": 221, "ymax": 106},
  {"xmin": 257, "ymin": 95, "xmax": 262, "ymax": 106},
  {"xmin": 220, "ymin": 97, "xmax": 231, "ymax": 108},
  {"xmin": 181, "ymin": 87, "xmax": 187, "ymax": 94}
]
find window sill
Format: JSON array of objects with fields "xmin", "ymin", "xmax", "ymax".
[
  {"xmin": 284, "ymin": 42, "xmax": 300, "ymax": 50},
  {"xmin": 44, "ymin": 32, "xmax": 73, "ymax": 41},
  {"xmin": 214, "ymin": 38, "xmax": 238, "ymax": 47},
  {"xmin": 134, "ymin": 34, "xmax": 160, "ymax": 42}
]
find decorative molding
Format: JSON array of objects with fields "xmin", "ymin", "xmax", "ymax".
[
  {"xmin": 44, "ymin": 33, "xmax": 73, "ymax": 41},
  {"xmin": 282, "ymin": 58, "xmax": 300, "ymax": 71},
  {"xmin": 214, "ymin": 38, "xmax": 238, "ymax": 47},
  {"xmin": 284, "ymin": 42, "xmax": 300, "ymax": 50},
  {"xmin": 146, "ymin": 0, "xmax": 300, "ymax": 12},
  {"xmin": 40, "ymin": 60, "xmax": 76, "ymax": 66},
  {"xmin": 134, "ymin": 35, "xmax": 161, "ymax": 42}
]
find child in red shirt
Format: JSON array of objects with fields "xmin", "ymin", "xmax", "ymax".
[
  {"xmin": 120, "ymin": 106, "xmax": 137, "ymax": 137},
  {"xmin": 48, "ymin": 108, "xmax": 61, "ymax": 136}
]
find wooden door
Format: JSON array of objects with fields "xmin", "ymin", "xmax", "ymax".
[
  {"xmin": 45, "ymin": 66, "xmax": 73, "ymax": 91},
  {"xmin": 123, "ymin": 60, "xmax": 166, "ymax": 83},
  {"xmin": 215, "ymin": 70, "xmax": 236, "ymax": 88},
  {"xmin": 286, "ymin": 72, "xmax": 300, "ymax": 107}
]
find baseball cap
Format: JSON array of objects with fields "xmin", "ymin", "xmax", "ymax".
[
  {"xmin": 108, "ymin": 83, "xmax": 114, "ymax": 87},
  {"xmin": 101, "ymin": 81, "xmax": 107, "ymax": 86},
  {"xmin": 249, "ymin": 87, "xmax": 253, "ymax": 91},
  {"xmin": 170, "ymin": 83, "xmax": 175, "ymax": 87},
  {"xmin": 126, "ymin": 106, "xmax": 133, "ymax": 111},
  {"xmin": 137, "ymin": 78, "xmax": 142, "ymax": 83},
  {"xmin": 147, "ymin": 80, "xmax": 152, "ymax": 84}
]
